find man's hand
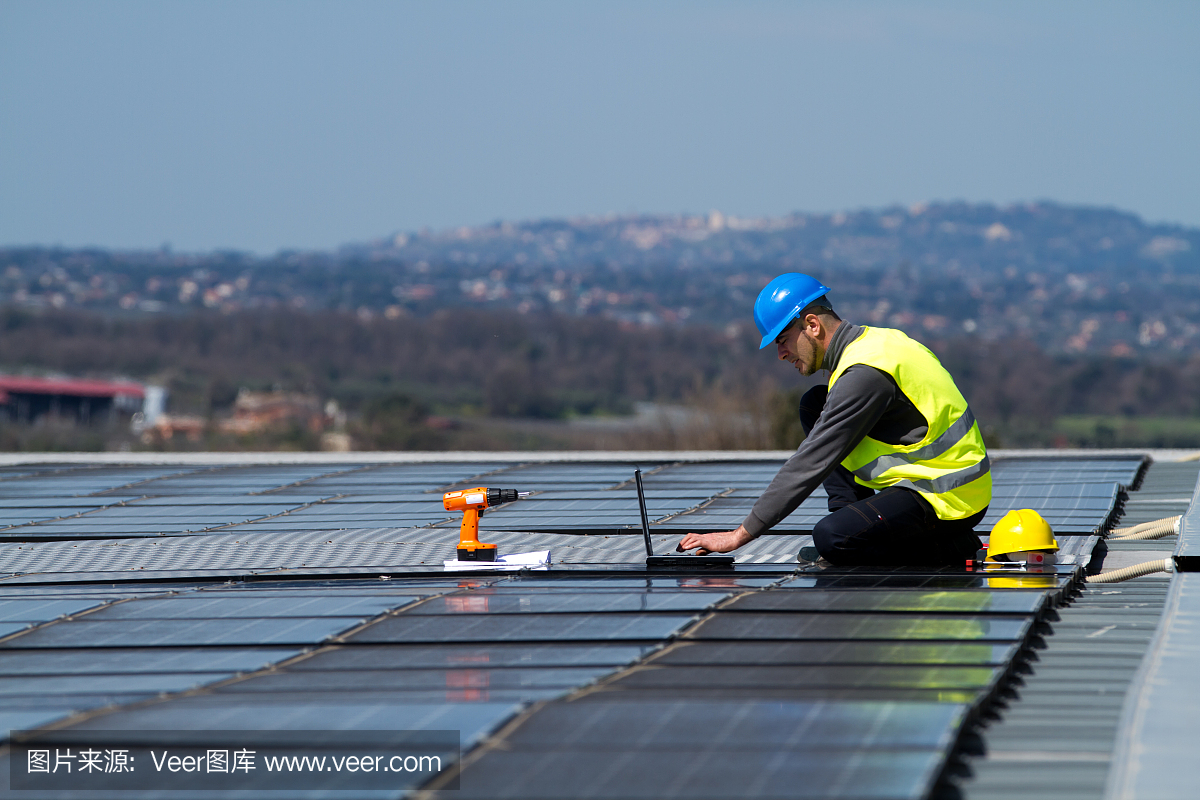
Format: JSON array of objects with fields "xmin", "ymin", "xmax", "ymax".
[{"xmin": 677, "ymin": 525, "xmax": 754, "ymax": 555}]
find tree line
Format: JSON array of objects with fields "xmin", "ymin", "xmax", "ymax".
[{"xmin": 2, "ymin": 305, "xmax": 1199, "ymax": 450}]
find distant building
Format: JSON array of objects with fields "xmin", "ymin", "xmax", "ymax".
[
  {"xmin": 139, "ymin": 413, "xmax": 206, "ymax": 443},
  {"xmin": 136, "ymin": 389, "xmax": 338, "ymax": 445},
  {"xmin": 218, "ymin": 389, "xmax": 327, "ymax": 435},
  {"xmin": 0, "ymin": 376, "xmax": 144, "ymax": 424}
]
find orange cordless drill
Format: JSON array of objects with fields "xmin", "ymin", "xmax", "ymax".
[{"xmin": 443, "ymin": 487, "xmax": 524, "ymax": 561}]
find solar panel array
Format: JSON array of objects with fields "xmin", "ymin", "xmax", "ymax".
[
  {"xmin": 0, "ymin": 567, "xmax": 1078, "ymax": 799},
  {"xmin": 0, "ymin": 456, "xmax": 1140, "ymax": 584},
  {"xmin": 0, "ymin": 454, "xmax": 1145, "ymax": 798},
  {"xmin": 433, "ymin": 568, "xmax": 1079, "ymax": 799}
]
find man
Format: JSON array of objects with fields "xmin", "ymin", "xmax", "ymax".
[{"xmin": 677, "ymin": 273, "xmax": 990, "ymax": 566}]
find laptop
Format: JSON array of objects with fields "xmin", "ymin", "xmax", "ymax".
[{"xmin": 635, "ymin": 469, "xmax": 735, "ymax": 568}]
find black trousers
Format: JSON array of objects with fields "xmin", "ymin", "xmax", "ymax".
[{"xmin": 800, "ymin": 385, "xmax": 986, "ymax": 567}]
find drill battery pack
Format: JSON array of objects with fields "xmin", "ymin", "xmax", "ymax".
[{"xmin": 456, "ymin": 544, "xmax": 498, "ymax": 562}]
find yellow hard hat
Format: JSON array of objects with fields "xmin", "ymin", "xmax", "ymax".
[
  {"xmin": 985, "ymin": 574, "xmax": 1059, "ymax": 589},
  {"xmin": 986, "ymin": 509, "xmax": 1058, "ymax": 561}
]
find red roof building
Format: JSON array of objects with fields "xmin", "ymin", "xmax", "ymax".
[{"xmin": 0, "ymin": 376, "xmax": 145, "ymax": 424}]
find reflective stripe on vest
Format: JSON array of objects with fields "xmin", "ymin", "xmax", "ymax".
[
  {"xmin": 890, "ymin": 454, "xmax": 991, "ymax": 495},
  {"xmin": 851, "ymin": 407, "xmax": 980, "ymax": 482},
  {"xmin": 829, "ymin": 326, "xmax": 991, "ymax": 520}
]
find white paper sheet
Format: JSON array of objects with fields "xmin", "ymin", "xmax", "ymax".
[{"xmin": 443, "ymin": 550, "xmax": 551, "ymax": 571}]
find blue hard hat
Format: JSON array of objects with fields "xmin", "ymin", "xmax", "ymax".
[{"xmin": 753, "ymin": 273, "xmax": 832, "ymax": 349}]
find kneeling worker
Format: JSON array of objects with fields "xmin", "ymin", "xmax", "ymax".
[{"xmin": 677, "ymin": 273, "xmax": 991, "ymax": 566}]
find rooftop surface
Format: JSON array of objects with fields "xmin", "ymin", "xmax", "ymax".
[{"xmin": 0, "ymin": 451, "xmax": 1193, "ymax": 799}]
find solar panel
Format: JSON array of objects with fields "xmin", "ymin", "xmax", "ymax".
[
  {"xmin": 0, "ymin": 467, "xmax": 205, "ymax": 498},
  {"xmin": 201, "ymin": 585, "xmax": 469, "ymax": 595},
  {"xmin": 72, "ymin": 466, "xmax": 353, "ymax": 497},
  {"xmin": 404, "ymin": 592, "xmax": 732, "ymax": 615},
  {"xmin": 687, "ymin": 613, "xmax": 1032, "ymax": 642},
  {"xmin": 782, "ymin": 573, "xmax": 1072, "ymax": 590},
  {"xmin": 724, "ymin": 590, "xmax": 1045, "ymax": 614},
  {"xmin": 497, "ymin": 576, "xmax": 780, "ymax": 590},
  {"xmin": 272, "ymin": 463, "xmax": 513, "ymax": 495},
  {"xmin": 159, "ymin": 688, "xmax": 575, "ymax": 706},
  {"xmin": 94, "ymin": 504, "xmax": 301, "ymax": 517},
  {"xmin": 214, "ymin": 666, "xmax": 613, "ymax": 693},
  {"xmin": 0, "ymin": 647, "xmax": 296, "ymax": 675},
  {"xmin": 0, "ymin": 599, "xmax": 107, "ymax": 622},
  {"xmin": 0, "ymin": 496, "xmax": 145, "ymax": 509},
  {"xmin": 0, "ymin": 511, "xmax": 102, "ymax": 528},
  {"xmin": 291, "ymin": 644, "xmax": 652, "ymax": 670},
  {"xmin": 991, "ymin": 483, "xmax": 1121, "ymax": 499},
  {"xmin": 651, "ymin": 641, "xmax": 1019, "ymax": 667},
  {"xmin": 456, "ymin": 748, "xmax": 946, "ymax": 799},
  {"xmin": 0, "ymin": 709, "xmax": 94, "ymax": 734},
  {"xmin": 521, "ymin": 489, "xmax": 720, "ymax": 502},
  {"xmin": 0, "ymin": 537, "xmax": 467, "ymax": 574},
  {"xmin": 0, "ymin": 622, "xmax": 34, "ymax": 639},
  {"xmin": 3, "ymin": 617, "xmax": 366, "ymax": 648},
  {"xmin": 24, "ymin": 516, "xmax": 266, "ymax": 530},
  {"xmin": 444, "ymin": 463, "xmax": 647, "ymax": 493},
  {"xmin": 352, "ymin": 613, "xmax": 698, "ymax": 643},
  {"xmin": 0, "ymin": 673, "xmax": 233, "ymax": 696},
  {"xmin": 504, "ymin": 699, "xmax": 965, "ymax": 749},
  {"xmin": 232, "ymin": 516, "xmax": 449, "ymax": 530},
  {"xmin": 0, "ymin": 583, "xmax": 209, "ymax": 598},
  {"xmin": 65, "ymin": 698, "xmax": 523, "ymax": 747},
  {"xmin": 606, "ymin": 664, "xmax": 1001, "ymax": 691},
  {"xmin": 292, "ymin": 500, "xmax": 446, "ymax": 514},
  {"xmin": 201, "ymin": 577, "xmax": 478, "ymax": 591},
  {"xmin": 86, "ymin": 595, "xmax": 420, "ymax": 620},
  {"xmin": 667, "ymin": 482, "xmax": 1123, "ymax": 534}
]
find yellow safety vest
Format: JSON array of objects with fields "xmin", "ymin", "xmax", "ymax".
[{"xmin": 828, "ymin": 326, "xmax": 991, "ymax": 520}]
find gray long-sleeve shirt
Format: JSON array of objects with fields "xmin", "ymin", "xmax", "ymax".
[{"xmin": 741, "ymin": 322, "xmax": 930, "ymax": 537}]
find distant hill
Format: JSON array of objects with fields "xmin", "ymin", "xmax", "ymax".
[
  {"xmin": 2, "ymin": 201, "xmax": 1197, "ymax": 356},
  {"xmin": 359, "ymin": 201, "xmax": 1197, "ymax": 276}
]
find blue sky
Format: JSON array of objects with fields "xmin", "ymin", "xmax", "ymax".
[{"xmin": 2, "ymin": 1, "xmax": 1197, "ymax": 253}]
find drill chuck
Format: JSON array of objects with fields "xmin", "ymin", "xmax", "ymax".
[{"xmin": 487, "ymin": 488, "xmax": 520, "ymax": 506}]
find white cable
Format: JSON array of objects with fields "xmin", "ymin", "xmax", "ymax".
[
  {"xmin": 1109, "ymin": 516, "xmax": 1181, "ymax": 541},
  {"xmin": 1088, "ymin": 558, "xmax": 1174, "ymax": 583}
]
